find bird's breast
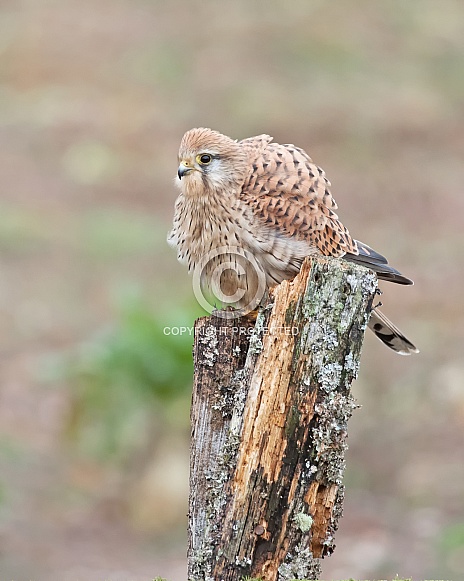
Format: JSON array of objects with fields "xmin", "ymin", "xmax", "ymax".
[
  {"xmin": 168, "ymin": 192, "xmax": 242, "ymax": 271},
  {"xmin": 169, "ymin": 192, "xmax": 318, "ymax": 296}
]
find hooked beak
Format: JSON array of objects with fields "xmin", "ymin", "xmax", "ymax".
[{"xmin": 178, "ymin": 163, "xmax": 193, "ymax": 179}]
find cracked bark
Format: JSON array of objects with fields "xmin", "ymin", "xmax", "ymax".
[{"xmin": 188, "ymin": 257, "xmax": 377, "ymax": 581}]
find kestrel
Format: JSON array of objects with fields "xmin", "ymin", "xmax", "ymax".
[{"xmin": 168, "ymin": 128, "xmax": 418, "ymax": 355}]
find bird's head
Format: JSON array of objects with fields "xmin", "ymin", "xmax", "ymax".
[{"xmin": 177, "ymin": 128, "xmax": 247, "ymax": 195}]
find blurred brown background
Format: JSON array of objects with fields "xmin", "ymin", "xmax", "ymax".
[{"xmin": 1, "ymin": 0, "xmax": 463, "ymax": 579}]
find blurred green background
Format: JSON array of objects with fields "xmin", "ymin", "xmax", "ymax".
[{"xmin": 0, "ymin": 0, "xmax": 463, "ymax": 579}]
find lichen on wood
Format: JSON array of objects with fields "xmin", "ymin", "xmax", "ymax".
[{"xmin": 189, "ymin": 257, "xmax": 377, "ymax": 581}]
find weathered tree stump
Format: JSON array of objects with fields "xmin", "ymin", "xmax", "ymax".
[{"xmin": 189, "ymin": 257, "xmax": 377, "ymax": 581}]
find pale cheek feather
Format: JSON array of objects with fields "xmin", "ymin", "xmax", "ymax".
[{"xmin": 203, "ymin": 164, "xmax": 240, "ymax": 191}]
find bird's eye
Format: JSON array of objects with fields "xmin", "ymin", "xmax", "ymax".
[{"xmin": 197, "ymin": 154, "xmax": 212, "ymax": 165}]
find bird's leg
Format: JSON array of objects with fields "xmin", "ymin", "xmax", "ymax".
[{"xmin": 242, "ymin": 288, "xmax": 271, "ymax": 323}]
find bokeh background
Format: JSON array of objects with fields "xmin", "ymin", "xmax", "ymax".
[{"xmin": 1, "ymin": 0, "xmax": 463, "ymax": 579}]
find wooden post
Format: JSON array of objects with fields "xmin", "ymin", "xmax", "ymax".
[{"xmin": 189, "ymin": 257, "xmax": 377, "ymax": 581}]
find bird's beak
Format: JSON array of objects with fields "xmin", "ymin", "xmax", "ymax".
[{"xmin": 178, "ymin": 163, "xmax": 193, "ymax": 180}]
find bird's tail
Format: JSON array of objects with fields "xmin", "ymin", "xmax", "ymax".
[
  {"xmin": 368, "ymin": 309, "xmax": 419, "ymax": 355},
  {"xmin": 344, "ymin": 240, "xmax": 413, "ymax": 285}
]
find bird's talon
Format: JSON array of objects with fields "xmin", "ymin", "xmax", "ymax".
[{"xmin": 243, "ymin": 309, "xmax": 259, "ymax": 324}]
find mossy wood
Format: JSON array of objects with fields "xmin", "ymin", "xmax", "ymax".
[{"xmin": 189, "ymin": 257, "xmax": 377, "ymax": 581}]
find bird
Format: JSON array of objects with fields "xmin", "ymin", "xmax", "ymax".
[{"xmin": 168, "ymin": 127, "xmax": 418, "ymax": 355}]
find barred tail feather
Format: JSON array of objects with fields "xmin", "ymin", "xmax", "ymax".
[{"xmin": 368, "ymin": 309, "xmax": 419, "ymax": 355}]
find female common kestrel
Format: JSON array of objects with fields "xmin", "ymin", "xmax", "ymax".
[{"xmin": 168, "ymin": 127, "xmax": 418, "ymax": 355}]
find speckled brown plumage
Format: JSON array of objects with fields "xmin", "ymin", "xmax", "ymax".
[
  {"xmin": 168, "ymin": 128, "xmax": 418, "ymax": 355},
  {"xmin": 239, "ymin": 135, "xmax": 357, "ymax": 257}
]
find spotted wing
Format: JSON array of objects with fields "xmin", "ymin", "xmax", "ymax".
[{"xmin": 239, "ymin": 136, "xmax": 358, "ymax": 257}]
